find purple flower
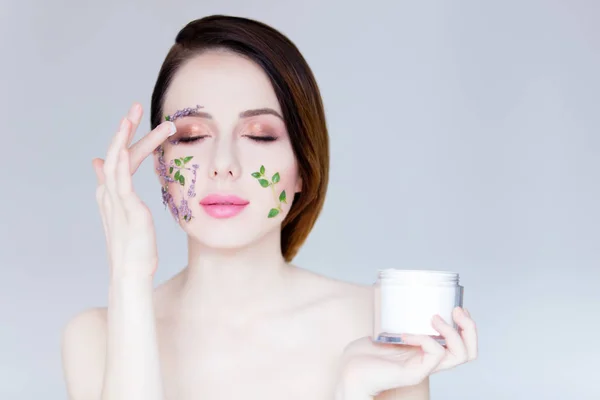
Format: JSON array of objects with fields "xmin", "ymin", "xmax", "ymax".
[
  {"xmin": 166, "ymin": 104, "xmax": 203, "ymax": 123},
  {"xmin": 158, "ymin": 150, "xmax": 200, "ymax": 223}
]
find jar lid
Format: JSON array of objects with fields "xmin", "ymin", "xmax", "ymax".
[{"xmin": 377, "ymin": 268, "xmax": 459, "ymax": 284}]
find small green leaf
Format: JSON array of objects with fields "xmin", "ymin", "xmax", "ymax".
[
  {"xmin": 174, "ymin": 159, "xmax": 182, "ymax": 166},
  {"xmin": 272, "ymin": 172, "xmax": 280, "ymax": 183},
  {"xmin": 258, "ymin": 179, "xmax": 270, "ymax": 188},
  {"xmin": 268, "ymin": 208, "xmax": 280, "ymax": 218},
  {"xmin": 165, "ymin": 115, "xmax": 170, "ymax": 121},
  {"xmin": 183, "ymin": 156, "xmax": 193, "ymax": 163},
  {"xmin": 179, "ymin": 175, "xmax": 185, "ymax": 185},
  {"xmin": 174, "ymin": 170, "xmax": 181, "ymax": 180},
  {"xmin": 251, "ymin": 172, "xmax": 261, "ymax": 178},
  {"xmin": 260, "ymin": 165, "xmax": 265, "ymax": 175},
  {"xmin": 279, "ymin": 190, "xmax": 287, "ymax": 203},
  {"xmin": 169, "ymin": 166, "xmax": 174, "ymax": 174}
]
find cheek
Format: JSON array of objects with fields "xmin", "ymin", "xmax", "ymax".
[
  {"xmin": 153, "ymin": 144, "xmax": 204, "ymax": 222},
  {"xmin": 243, "ymin": 147, "xmax": 298, "ymax": 219},
  {"xmin": 243, "ymin": 144, "xmax": 298, "ymax": 186},
  {"xmin": 162, "ymin": 144, "xmax": 208, "ymax": 165},
  {"xmin": 156, "ymin": 143, "xmax": 209, "ymax": 186}
]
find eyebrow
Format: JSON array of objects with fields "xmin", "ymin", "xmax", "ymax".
[
  {"xmin": 239, "ymin": 108, "xmax": 283, "ymax": 120},
  {"xmin": 169, "ymin": 107, "xmax": 283, "ymax": 122}
]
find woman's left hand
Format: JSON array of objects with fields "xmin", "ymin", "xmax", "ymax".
[{"xmin": 336, "ymin": 307, "xmax": 478, "ymax": 399}]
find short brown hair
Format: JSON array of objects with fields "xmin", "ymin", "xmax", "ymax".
[{"xmin": 150, "ymin": 15, "xmax": 329, "ymax": 261}]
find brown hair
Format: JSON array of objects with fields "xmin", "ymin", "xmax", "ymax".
[{"xmin": 150, "ymin": 15, "xmax": 329, "ymax": 261}]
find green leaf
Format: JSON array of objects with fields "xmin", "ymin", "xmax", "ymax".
[
  {"xmin": 251, "ymin": 172, "xmax": 261, "ymax": 178},
  {"xmin": 179, "ymin": 175, "xmax": 185, "ymax": 185},
  {"xmin": 174, "ymin": 159, "xmax": 182, "ymax": 166},
  {"xmin": 279, "ymin": 190, "xmax": 287, "ymax": 203},
  {"xmin": 258, "ymin": 179, "xmax": 269, "ymax": 188},
  {"xmin": 260, "ymin": 165, "xmax": 265, "ymax": 175},
  {"xmin": 272, "ymin": 172, "xmax": 280, "ymax": 183},
  {"xmin": 169, "ymin": 166, "xmax": 173, "ymax": 174},
  {"xmin": 174, "ymin": 170, "xmax": 181, "ymax": 180},
  {"xmin": 165, "ymin": 115, "xmax": 170, "ymax": 121},
  {"xmin": 183, "ymin": 156, "xmax": 193, "ymax": 163},
  {"xmin": 268, "ymin": 208, "xmax": 280, "ymax": 218}
]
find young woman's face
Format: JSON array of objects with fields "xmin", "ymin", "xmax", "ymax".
[{"xmin": 156, "ymin": 50, "xmax": 301, "ymax": 248}]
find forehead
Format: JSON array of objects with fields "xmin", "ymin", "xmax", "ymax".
[{"xmin": 163, "ymin": 50, "xmax": 281, "ymax": 116}]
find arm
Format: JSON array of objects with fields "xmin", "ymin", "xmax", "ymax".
[
  {"xmin": 61, "ymin": 277, "xmax": 165, "ymax": 400},
  {"xmin": 102, "ymin": 277, "xmax": 165, "ymax": 400}
]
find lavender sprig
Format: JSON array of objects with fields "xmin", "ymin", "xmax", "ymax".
[
  {"xmin": 155, "ymin": 145, "xmax": 198, "ymax": 223},
  {"xmin": 163, "ymin": 105, "xmax": 203, "ymax": 145},
  {"xmin": 164, "ymin": 104, "xmax": 203, "ymax": 122}
]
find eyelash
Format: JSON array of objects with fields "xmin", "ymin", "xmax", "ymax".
[
  {"xmin": 245, "ymin": 135, "xmax": 277, "ymax": 142},
  {"xmin": 177, "ymin": 135, "xmax": 209, "ymax": 143},
  {"xmin": 176, "ymin": 135, "xmax": 278, "ymax": 144}
]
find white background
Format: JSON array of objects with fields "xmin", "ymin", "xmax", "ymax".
[{"xmin": 1, "ymin": 0, "xmax": 598, "ymax": 398}]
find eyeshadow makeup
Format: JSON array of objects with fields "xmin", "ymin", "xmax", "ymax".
[
  {"xmin": 163, "ymin": 105, "xmax": 206, "ymax": 146},
  {"xmin": 373, "ymin": 269, "xmax": 464, "ymax": 346},
  {"xmin": 250, "ymin": 165, "xmax": 287, "ymax": 218}
]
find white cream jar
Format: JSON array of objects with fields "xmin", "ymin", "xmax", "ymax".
[{"xmin": 373, "ymin": 269, "xmax": 464, "ymax": 345}]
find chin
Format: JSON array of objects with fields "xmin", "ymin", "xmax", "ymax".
[{"xmin": 181, "ymin": 213, "xmax": 281, "ymax": 250}]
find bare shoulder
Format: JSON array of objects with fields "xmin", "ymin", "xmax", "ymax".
[
  {"xmin": 290, "ymin": 268, "xmax": 431, "ymax": 399},
  {"xmin": 289, "ymin": 265, "xmax": 374, "ymax": 338},
  {"xmin": 61, "ymin": 307, "xmax": 107, "ymax": 400}
]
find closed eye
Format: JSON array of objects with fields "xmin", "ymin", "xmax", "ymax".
[
  {"xmin": 245, "ymin": 135, "xmax": 277, "ymax": 142},
  {"xmin": 176, "ymin": 135, "xmax": 209, "ymax": 143}
]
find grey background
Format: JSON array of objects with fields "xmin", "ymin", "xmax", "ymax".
[{"xmin": 1, "ymin": 0, "xmax": 598, "ymax": 399}]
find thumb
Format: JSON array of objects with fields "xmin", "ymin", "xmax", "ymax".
[{"xmin": 92, "ymin": 158, "xmax": 106, "ymax": 185}]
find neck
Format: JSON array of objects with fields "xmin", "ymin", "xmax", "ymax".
[{"xmin": 175, "ymin": 228, "xmax": 292, "ymax": 322}]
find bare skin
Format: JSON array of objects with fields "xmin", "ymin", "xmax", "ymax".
[
  {"xmin": 61, "ymin": 50, "xmax": 476, "ymax": 400},
  {"xmin": 62, "ymin": 266, "xmax": 431, "ymax": 400}
]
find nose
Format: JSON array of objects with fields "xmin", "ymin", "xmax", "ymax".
[{"xmin": 208, "ymin": 141, "xmax": 241, "ymax": 181}]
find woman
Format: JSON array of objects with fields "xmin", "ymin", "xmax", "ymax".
[{"xmin": 61, "ymin": 15, "xmax": 478, "ymax": 400}]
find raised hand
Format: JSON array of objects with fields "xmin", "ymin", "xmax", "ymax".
[{"xmin": 93, "ymin": 103, "xmax": 176, "ymax": 279}]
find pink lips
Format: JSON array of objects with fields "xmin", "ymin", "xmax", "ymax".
[{"xmin": 199, "ymin": 194, "xmax": 249, "ymax": 219}]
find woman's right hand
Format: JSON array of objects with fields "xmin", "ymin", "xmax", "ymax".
[{"xmin": 93, "ymin": 103, "xmax": 176, "ymax": 280}]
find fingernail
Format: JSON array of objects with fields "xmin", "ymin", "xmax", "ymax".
[
  {"xmin": 464, "ymin": 307, "xmax": 470, "ymax": 317},
  {"xmin": 119, "ymin": 118, "xmax": 128, "ymax": 131},
  {"xmin": 166, "ymin": 121, "xmax": 177, "ymax": 136}
]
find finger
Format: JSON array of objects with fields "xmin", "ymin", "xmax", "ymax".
[
  {"xmin": 454, "ymin": 307, "xmax": 478, "ymax": 360},
  {"xmin": 432, "ymin": 313, "xmax": 468, "ymax": 364},
  {"xmin": 104, "ymin": 118, "xmax": 131, "ymax": 197},
  {"xmin": 128, "ymin": 121, "xmax": 177, "ymax": 174},
  {"xmin": 92, "ymin": 158, "xmax": 105, "ymax": 186},
  {"xmin": 116, "ymin": 148, "xmax": 133, "ymax": 198},
  {"xmin": 125, "ymin": 103, "xmax": 142, "ymax": 147},
  {"xmin": 343, "ymin": 337, "xmax": 407, "ymax": 362},
  {"xmin": 116, "ymin": 148, "xmax": 143, "ymax": 216},
  {"xmin": 399, "ymin": 334, "xmax": 445, "ymax": 374}
]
